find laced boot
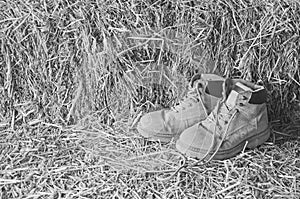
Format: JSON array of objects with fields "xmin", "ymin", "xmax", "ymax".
[
  {"xmin": 137, "ymin": 74, "xmax": 224, "ymax": 142},
  {"xmin": 176, "ymin": 79, "xmax": 270, "ymax": 160}
]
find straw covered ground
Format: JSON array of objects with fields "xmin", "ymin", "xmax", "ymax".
[{"xmin": 0, "ymin": 0, "xmax": 299, "ymax": 198}]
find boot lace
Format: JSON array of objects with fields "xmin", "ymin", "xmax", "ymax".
[
  {"xmin": 170, "ymin": 80, "xmax": 207, "ymax": 116},
  {"xmin": 201, "ymin": 100, "xmax": 239, "ymax": 163}
]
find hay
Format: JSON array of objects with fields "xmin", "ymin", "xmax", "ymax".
[
  {"xmin": 0, "ymin": 121, "xmax": 299, "ymax": 198},
  {"xmin": 0, "ymin": 0, "xmax": 299, "ymax": 198}
]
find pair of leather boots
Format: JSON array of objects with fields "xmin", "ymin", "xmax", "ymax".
[{"xmin": 137, "ymin": 74, "xmax": 270, "ymax": 161}]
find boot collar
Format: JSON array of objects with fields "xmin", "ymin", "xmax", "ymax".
[{"xmin": 223, "ymin": 79, "xmax": 267, "ymax": 110}]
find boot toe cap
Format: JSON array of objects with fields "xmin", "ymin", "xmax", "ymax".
[
  {"xmin": 176, "ymin": 124, "xmax": 214, "ymax": 159},
  {"xmin": 137, "ymin": 111, "xmax": 173, "ymax": 142}
]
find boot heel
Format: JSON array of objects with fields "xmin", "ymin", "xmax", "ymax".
[{"xmin": 247, "ymin": 127, "xmax": 270, "ymax": 149}]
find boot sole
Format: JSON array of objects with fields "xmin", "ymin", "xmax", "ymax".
[
  {"xmin": 176, "ymin": 127, "xmax": 271, "ymax": 160},
  {"xmin": 213, "ymin": 127, "xmax": 271, "ymax": 160}
]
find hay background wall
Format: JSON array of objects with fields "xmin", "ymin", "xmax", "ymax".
[{"xmin": 0, "ymin": 0, "xmax": 299, "ymax": 127}]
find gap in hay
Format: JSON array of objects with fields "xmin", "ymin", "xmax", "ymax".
[
  {"xmin": 271, "ymin": 119, "xmax": 300, "ymax": 145},
  {"xmin": 115, "ymin": 26, "xmax": 217, "ymax": 113}
]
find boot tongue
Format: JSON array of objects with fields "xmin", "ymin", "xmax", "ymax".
[
  {"xmin": 225, "ymin": 82, "xmax": 252, "ymax": 109},
  {"xmin": 190, "ymin": 74, "xmax": 202, "ymax": 88}
]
